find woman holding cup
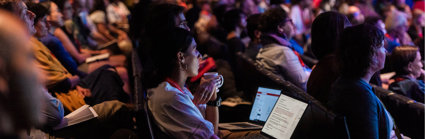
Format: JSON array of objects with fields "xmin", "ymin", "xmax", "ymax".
[{"xmin": 147, "ymin": 27, "xmax": 223, "ymax": 138}]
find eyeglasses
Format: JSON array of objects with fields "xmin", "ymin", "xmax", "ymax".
[{"xmin": 285, "ymin": 18, "xmax": 293, "ymax": 24}]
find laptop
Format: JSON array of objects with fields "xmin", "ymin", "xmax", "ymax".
[
  {"xmin": 261, "ymin": 93, "xmax": 308, "ymax": 139},
  {"xmin": 219, "ymin": 87, "xmax": 281, "ymax": 130}
]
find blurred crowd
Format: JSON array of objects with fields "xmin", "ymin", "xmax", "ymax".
[{"xmin": 0, "ymin": 0, "xmax": 423, "ymax": 138}]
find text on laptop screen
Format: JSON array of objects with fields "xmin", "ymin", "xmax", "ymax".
[
  {"xmin": 261, "ymin": 94, "xmax": 308, "ymax": 139},
  {"xmin": 249, "ymin": 87, "xmax": 281, "ymax": 122}
]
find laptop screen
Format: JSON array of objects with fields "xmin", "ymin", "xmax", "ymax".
[
  {"xmin": 248, "ymin": 87, "xmax": 281, "ymax": 123},
  {"xmin": 261, "ymin": 93, "xmax": 308, "ymax": 139}
]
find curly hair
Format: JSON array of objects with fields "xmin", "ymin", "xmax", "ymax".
[
  {"xmin": 337, "ymin": 24, "xmax": 385, "ymax": 78},
  {"xmin": 259, "ymin": 7, "xmax": 287, "ymax": 34}
]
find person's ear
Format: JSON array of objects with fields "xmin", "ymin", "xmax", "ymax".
[
  {"xmin": 177, "ymin": 51, "xmax": 185, "ymax": 64},
  {"xmin": 407, "ymin": 62, "xmax": 414, "ymax": 73},
  {"xmin": 277, "ymin": 24, "xmax": 284, "ymax": 34},
  {"xmin": 254, "ymin": 30, "xmax": 261, "ymax": 39}
]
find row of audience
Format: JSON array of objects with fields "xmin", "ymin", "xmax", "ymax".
[
  {"xmin": 131, "ymin": 0, "xmax": 423, "ymax": 138},
  {"xmin": 0, "ymin": 0, "xmax": 423, "ymax": 138},
  {"xmin": 0, "ymin": 0, "xmax": 134, "ymax": 138}
]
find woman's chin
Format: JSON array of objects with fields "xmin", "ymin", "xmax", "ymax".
[{"xmin": 188, "ymin": 72, "xmax": 198, "ymax": 77}]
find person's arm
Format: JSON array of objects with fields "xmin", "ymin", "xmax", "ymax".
[
  {"xmin": 39, "ymin": 87, "xmax": 65, "ymax": 129},
  {"xmin": 69, "ymin": 75, "xmax": 80, "ymax": 88},
  {"xmin": 205, "ymin": 98, "xmax": 219, "ymax": 135},
  {"xmin": 108, "ymin": 24, "xmax": 128, "ymax": 41},
  {"xmin": 279, "ymin": 47, "xmax": 309, "ymax": 90},
  {"xmin": 96, "ymin": 23, "xmax": 116, "ymax": 41},
  {"xmin": 149, "ymin": 87, "xmax": 216, "ymax": 138},
  {"xmin": 54, "ymin": 28, "xmax": 89, "ymax": 64},
  {"xmin": 344, "ymin": 88, "xmax": 379, "ymax": 138}
]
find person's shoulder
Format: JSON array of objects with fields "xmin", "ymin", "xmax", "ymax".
[
  {"xmin": 332, "ymin": 78, "xmax": 374, "ymax": 97},
  {"xmin": 148, "ymin": 82, "xmax": 186, "ymax": 100}
]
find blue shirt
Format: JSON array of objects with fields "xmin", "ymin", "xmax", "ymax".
[
  {"xmin": 328, "ymin": 77, "xmax": 392, "ymax": 139},
  {"xmin": 40, "ymin": 33, "xmax": 79, "ymax": 75}
]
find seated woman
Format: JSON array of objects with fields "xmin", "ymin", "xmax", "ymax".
[
  {"xmin": 328, "ymin": 24, "xmax": 396, "ymax": 138},
  {"xmin": 307, "ymin": 11, "xmax": 351, "ymax": 105},
  {"xmin": 256, "ymin": 7, "xmax": 311, "ymax": 90},
  {"xmin": 148, "ymin": 28, "xmax": 222, "ymax": 138},
  {"xmin": 27, "ymin": 2, "xmax": 129, "ymax": 111},
  {"xmin": 389, "ymin": 46, "xmax": 424, "ymax": 103}
]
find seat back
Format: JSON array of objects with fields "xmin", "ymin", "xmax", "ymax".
[
  {"xmin": 235, "ymin": 52, "xmax": 284, "ymax": 101},
  {"xmin": 235, "ymin": 52, "xmax": 350, "ymax": 138},
  {"xmin": 372, "ymin": 85, "xmax": 424, "ymax": 139}
]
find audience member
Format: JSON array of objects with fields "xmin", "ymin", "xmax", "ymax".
[
  {"xmin": 354, "ymin": 0, "xmax": 379, "ymax": 17},
  {"xmin": 389, "ymin": 46, "xmax": 424, "ymax": 103},
  {"xmin": 363, "ymin": 16, "xmax": 387, "ymax": 86},
  {"xmin": 307, "ymin": 11, "xmax": 350, "ymax": 105},
  {"xmin": 35, "ymin": 1, "xmax": 86, "ymax": 77},
  {"xmin": 89, "ymin": 0, "xmax": 133, "ymax": 54},
  {"xmin": 290, "ymin": 0, "xmax": 313, "ymax": 45},
  {"xmin": 141, "ymin": 3, "xmax": 190, "ymax": 89},
  {"xmin": 393, "ymin": 0, "xmax": 412, "ymax": 18},
  {"xmin": 24, "ymin": 2, "xmax": 129, "ymax": 111},
  {"xmin": 1, "ymin": 3, "xmax": 134, "ymax": 138},
  {"xmin": 223, "ymin": 9, "xmax": 247, "ymax": 68},
  {"xmin": 328, "ymin": 24, "xmax": 395, "ymax": 138},
  {"xmin": 245, "ymin": 14, "xmax": 262, "ymax": 60},
  {"xmin": 69, "ymin": 0, "xmax": 109, "ymax": 49},
  {"xmin": 148, "ymin": 27, "xmax": 222, "ymax": 138},
  {"xmin": 106, "ymin": 0, "xmax": 130, "ymax": 28},
  {"xmin": 408, "ymin": 9, "xmax": 425, "ymax": 46},
  {"xmin": 256, "ymin": 7, "xmax": 311, "ymax": 90},
  {"xmin": 0, "ymin": 9, "xmax": 43, "ymax": 138},
  {"xmin": 385, "ymin": 10, "xmax": 414, "ymax": 52},
  {"xmin": 347, "ymin": 5, "xmax": 364, "ymax": 25}
]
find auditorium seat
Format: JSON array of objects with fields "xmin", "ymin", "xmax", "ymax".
[
  {"xmin": 372, "ymin": 85, "xmax": 424, "ymax": 139},
  {"xmin": 235, "ymin": 52, "xmax": 350, "ymax": 138}
]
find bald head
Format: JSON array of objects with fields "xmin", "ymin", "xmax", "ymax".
[{"xmin": 0, "ymin": 10, "xmax": 42, "ymax": 135}]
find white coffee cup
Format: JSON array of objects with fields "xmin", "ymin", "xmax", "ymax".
[{"xmin": 203, "ymin": 72, "xmax": 224, "ymax": 88}]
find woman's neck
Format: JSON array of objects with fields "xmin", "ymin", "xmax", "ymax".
[
  {"xmin": 49, "ymin": 26, "xmax": 57, "ymax": 34},
  {"xmin": 361, "ymin": 69, "xmax": 376, "ymax": 83},
  {"xmin": 168, "ymin": 70, "xmax": 187, "ymax": 89}
]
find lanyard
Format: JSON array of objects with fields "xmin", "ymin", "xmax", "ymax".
[
  {"xmin": 292, "ymin": 49, "xmax": 306, "ymax": 68},
  {"xmin": 165, "ymin": 78, "xmax": 191, "ymax": 95}
]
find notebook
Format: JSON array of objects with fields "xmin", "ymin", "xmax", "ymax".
[
  {"xmin": 261, "ymin": 93, "xmax": 308, "ymax": 139},
  {"xmin": 219, "ymin": 87, "xmax": 281, "ymax": 130}
]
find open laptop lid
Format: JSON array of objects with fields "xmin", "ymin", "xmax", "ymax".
[
  {"xmin": 248, "ymin": 87, "xmax": 281, "ymax": 125},
  {"xmin": 261, "ymin": 93, "xmax": 308, "ymax": 139}
]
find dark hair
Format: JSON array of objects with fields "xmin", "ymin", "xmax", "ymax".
[
  {"xmin": 337, "ymin": 24, "xmax": 385, "ymax": 78},
  {"xmin": 0, "ymin": 0, "xmax": 17, "ymax": 13},
  {"xmin": 39, "ymin": 1, "xmax": 51, "ymax": 13},
  {"xmin": 391, "ymin": 46, "xmax": 420, "ymax": 75},
  {"xmin": 223, "ymin": 9, "xmax": 243, "ymax": 32},
  {"xmin": 260, "ymin": 7, "xmax": 287, "ymax": 34},
  {"xmin": 247, "ymin": 14, "xmax": 261, "ymax": 39},
  {"xmin": 26, "ymin": 2, "xmax": 49, "ymax": 24},
  {"xmin": 311, "ymin": 11, "xmax": 351, "ymax": 60},
  {"xmin": 51, "ymin": 0, "xmax": 66, "ymax": 11},
  {"xmin": 151, "ymin": 27, "xmax": 194, "ymax": 81},
  {"xmin": 290, "ymin": 0, "xmax": 302, "ymax": 5},
  {"xmin": 270, "ymin": 0, "xmax": 286, "ymax": 5},
  {"xmin": 364, "ymin": 16, "xmax": 382, "ymax": 26},
  {"xmin": 91, "ymin": 0, "xmax": 106, "ymax": 13},
  {"xmin": 145, "ymin": 3, "xmax": 184, "ymax": 37}
]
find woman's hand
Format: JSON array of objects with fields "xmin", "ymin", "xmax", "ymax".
[
  {"xmin": 193, "ymin": 76, "xmax": 221, "ymax": 105},
  {"xmin": 76, "ymin": 85, "xmax": 91, "ymax": 98}
]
